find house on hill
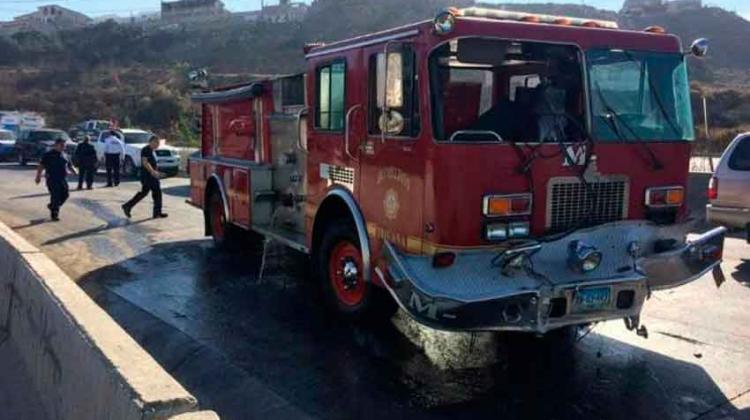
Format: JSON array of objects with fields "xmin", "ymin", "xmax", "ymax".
[
  {"xmin": 0, "ymin": 4, "xmax": 91, "ymax": 33},
  {"xmin": 621, "ymin": 0, "xmax": 702, "ymax": 15},
  {"xmin": 161, "ymin": 0, "xmax": 230, "ymax": 22},
  {"xmin": 238, "ymin": 0, "xmax": 309, "ymax": 23}
]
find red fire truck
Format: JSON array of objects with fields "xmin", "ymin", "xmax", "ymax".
[{"xmin": 189, "ymin": 8, "xmax": 727, "ymax": 334}]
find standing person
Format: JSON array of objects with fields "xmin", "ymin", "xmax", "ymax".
[
  {"xmin": 122, "ymin": 136, "xmax": 168, "ymax": 219},
  {"xmin": 35, "ymin": 138, "xmax": 76, "ymax": 221},
  {"xmin": 103, "ymin": 130, "xmax": 124, "ymax": 187},
  {"xmin": 74, "ymin": 135, "xmax": 97, "ymax": 190}
]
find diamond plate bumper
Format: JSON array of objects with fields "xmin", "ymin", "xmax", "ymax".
[{"xmin": 377, "ymin": 222, "xmax": 727, "ymax": 333}]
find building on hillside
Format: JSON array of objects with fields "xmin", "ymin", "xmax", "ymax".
[
  {"xmin": 238, "ymin": 0, "xmax": 309, "ymax": 23},
  {"xmin": 665, "ymin": 0, "xmax": 702, "ymax": 13},
  {"xmin": 621, "ymin": 0, "xmax": 702, "ymax": 15},
  {"xmin": 0, "ymin": 4, "xmax": 91, "ymax": 32},
  {"xmin": 161, "ymin": 0, "xmax": 229, "ymax": 22}
]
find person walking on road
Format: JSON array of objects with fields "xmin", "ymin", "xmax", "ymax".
[
  {"xmin": 122, "ymin": 136, "xmax": 168, "ymax": 219},
  {"xmin": 74, "ymin": 135, "xmax": 97, "ymax": 190},
  {"xmin": 35, "ymin": 138, "xmax": 76, "ymax": 221},
  {"xmin": 103, "ymin": 130, "xmax": 124, "ymax": 187}
]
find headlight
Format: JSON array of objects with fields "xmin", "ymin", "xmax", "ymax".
[
  {"xmin": 485, "ymin": 222, "xmax": 530, "ymax": 242},
  {"xmin": 568, "ymin": 240, "xmax": 602, "ymax": 273}
]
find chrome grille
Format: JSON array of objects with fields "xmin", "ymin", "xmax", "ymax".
[{"xmin": 547, "ymin": 177, "xmax": 628, "ymax": 233}]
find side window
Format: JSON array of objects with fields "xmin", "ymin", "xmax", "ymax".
[
  {"xmin": 315, "ymin": 61, "xmax": 346, "ymax": 131},
  {"xmin": 729, "ymin": 138, "xmax": 750, "ymax": 171},
  {"xmin": 368, "ymin": 47, "xmax": 419, "ymax": 137}
]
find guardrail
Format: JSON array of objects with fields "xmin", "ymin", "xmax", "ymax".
[{"xmin": 0, "ymin": 221, "xmax": 218, "ymax": 420}]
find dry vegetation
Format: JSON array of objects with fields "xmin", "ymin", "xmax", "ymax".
[{"xmin": 0, "ymin": 1, "xmax": 748, "ymax": 150}]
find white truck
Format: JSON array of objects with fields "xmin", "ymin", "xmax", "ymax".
[{"xmin": 94, "ymin": 128, "xmax": 181, "ymax": 177}]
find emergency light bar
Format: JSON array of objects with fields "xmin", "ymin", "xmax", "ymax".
[{"xmin": 456, "ymin": 7, "xmax": 619, "ymax": 29}]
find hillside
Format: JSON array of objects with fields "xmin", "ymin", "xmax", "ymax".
[{"xmin": 0, "ymin": 0, "xmax": 748, "ymax": 147}]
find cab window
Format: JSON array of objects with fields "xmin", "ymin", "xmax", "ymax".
[
  {"xmin": 368, "ymin": 47, "xmax": 419, "ymax": 137},
  {"xmin": 315, "ymin": 61, "xmax": 346, "ymax": 131}
]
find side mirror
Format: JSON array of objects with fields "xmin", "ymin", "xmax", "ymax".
[{"xmin": 689, "ymin": 38, "xmax": 709, "ymax": 57}]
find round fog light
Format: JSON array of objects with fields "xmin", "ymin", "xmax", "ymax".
[
  {"xmin": 568, "ymin": 240, "xmax": 603, "ymax": 273},
  {"xmin": 580, "ymin": 252, "xmax": 602, "ymax": 272}
]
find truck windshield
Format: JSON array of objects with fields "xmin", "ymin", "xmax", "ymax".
[
  {"xmin": 123, "ymin": 132, "xmax": 154, "ymax": 144},
  {"xmin": 29, "ymin": 131, "xmax": 68, "ymax": 142},
  {"xmin": 587, "ymin": 49, "xmax": 694, "ymax": 142},
  {"xmin": 430, "ymin": 38, "xmax": 586, "ymax": 143}
]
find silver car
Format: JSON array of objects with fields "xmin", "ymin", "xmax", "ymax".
[{"xmin": 707, "ymin": 133, "xmax": 750, "ymax": 241}]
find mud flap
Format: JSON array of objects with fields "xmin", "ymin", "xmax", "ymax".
[
  {"xmin": 713, "ymin": 265, "xmax": 726, "ymax": 288},
  {"xmin": 641, "ymin": 226, "xmax": 727, "ymax": 291}
]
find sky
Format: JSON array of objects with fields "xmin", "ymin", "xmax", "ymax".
[{"xmin": 0, "ymin": 0, "xmax": 747, "ymax": 21}]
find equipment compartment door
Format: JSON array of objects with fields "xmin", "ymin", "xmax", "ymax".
[{"xmin": 230, "ymin": 169, "xmax": 251, "ymax": 227}]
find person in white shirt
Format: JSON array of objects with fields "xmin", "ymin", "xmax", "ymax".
[{"xmin": 103, "ymin": 130, "xmax": 125, "ymax": 187}]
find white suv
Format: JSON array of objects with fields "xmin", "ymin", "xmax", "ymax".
[{"xmin": 95, "ymin": 129, "xmax": 181, "ymax": 177}]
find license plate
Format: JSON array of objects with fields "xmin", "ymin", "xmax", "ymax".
[{"xmin": 574, "ymin": 287, "xmax": 611, "ymax": 312}]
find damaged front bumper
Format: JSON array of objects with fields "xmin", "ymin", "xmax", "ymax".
[{"xmin": 377, "ymin": 221, "xmax": 727, "ymax": 333}]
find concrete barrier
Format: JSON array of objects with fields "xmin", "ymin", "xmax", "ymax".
[{"xmin": 0, "ymin": 221, "xmax": 218, "ymax": 420}]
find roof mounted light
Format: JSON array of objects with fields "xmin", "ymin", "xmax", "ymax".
[
  {"xmin": 434, "ymin": 7, "xmax": 460, "ymax": 35},
  {"xmin": 644, "ymin": 25, "xmax": 667, "ymax": 34},
  {"xmin": 457, "ymin": 7, "xmax": 618, "ymax": 29}
]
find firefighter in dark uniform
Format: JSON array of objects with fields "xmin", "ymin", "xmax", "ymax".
[
  {"xmin": 74, "ymin": 135, "xmax": 97, "ymax": 190},
  {"xmin": 122, "ymin": 136, "xmax": 168, "ymax": 219},
  {"xmin": 35, "ymin": 138, "xmax": 76, "ymax": 221}
]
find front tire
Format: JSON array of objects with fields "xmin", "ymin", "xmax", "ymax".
[{"xmin": 316, "ymin": 221, "xmax": 396, "ymax": 321}]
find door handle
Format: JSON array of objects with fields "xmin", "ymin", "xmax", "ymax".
[
  {"xmin": 344, "ymin": 104, "xmax": 363, "ymax": 162},
  {"xmin": 295, "ymin": 107, "xmax": 308, "ymax": 153}
]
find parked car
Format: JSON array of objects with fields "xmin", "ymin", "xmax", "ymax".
[
  {"xmin": 0, "ymin": 129, "xmax": 16, "ymax": 161},
  {"xmin": 707, "ymin": 133, "xmax": 750, "ymax": 241},
  {"xmin": 94, "ymin": 129, "xmax": 181, "ymax": 177},
  {"xmin": 16, "ymin": 129, "xmax": 76, "ymax": 165}
]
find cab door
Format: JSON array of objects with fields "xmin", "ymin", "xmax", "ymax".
[
  {"xmin": 308, "ymin": 54, "xmax": 361, "ymax": 213},
  {"xmin": 354, "ymin": 43, "xmax": 425, "ymax": 256}
]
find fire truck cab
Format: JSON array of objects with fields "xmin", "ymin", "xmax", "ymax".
[{"xmin": 189, "ymin": 8, "xmax": 726, "ymax": 333}]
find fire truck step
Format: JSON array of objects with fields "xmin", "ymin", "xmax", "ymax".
[{"xmin": 252, "ymin": 224, "xmax": 309, "ymax": 254}]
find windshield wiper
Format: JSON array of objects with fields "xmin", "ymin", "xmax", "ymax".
[
  {"xmin": 621, "ymin": 50, "xmax": 683, "ymax": 140},
  {"xmin": 592, "ymin": 79, "xmax": 664, "ymax": 170}
]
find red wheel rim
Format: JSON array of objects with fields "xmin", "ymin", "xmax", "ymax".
[
  {"xmin": 328, "ymin": 241, "xmax": 365, "ymax": 307},
  {"xmin": 211, "ymin": 196, "xmax": 225, "ymax": 242}
]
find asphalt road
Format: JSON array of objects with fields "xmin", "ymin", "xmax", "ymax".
[{"xmin": 0, "ymin": 163, "xmax": 748, "ymax": 420}]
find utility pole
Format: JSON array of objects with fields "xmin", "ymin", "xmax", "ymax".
[{"xmin": 703, "ymin": 95, "xmax": 714, "ymax": 172}]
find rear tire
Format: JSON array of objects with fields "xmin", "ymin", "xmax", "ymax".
[
  {"xmin": 208, "ymin": 191, "xmax": 239, "ymax": 250},
  {"xmin": 316, "ymin": 221, "xmax": 396, "ymax": 322}
]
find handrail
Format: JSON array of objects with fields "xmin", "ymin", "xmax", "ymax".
[
  {"xmin": 344, "ymin": 104, "xmax": 363, "ymax": 161},
  {"xmin": 449, "ymin": 130, "xmax": 504, "ymax": 142},
  {"xmin": 295, "ymin": 107, "xmax": 308, "ymax": 153}
]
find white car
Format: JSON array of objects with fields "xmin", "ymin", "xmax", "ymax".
[
  {"xmin": 0, "ymin": 129, "xmax": 16, "ymax": 161},
  {"xmin": 95, "ymin": 129, "xmax": 181, "ymax": 177}
]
